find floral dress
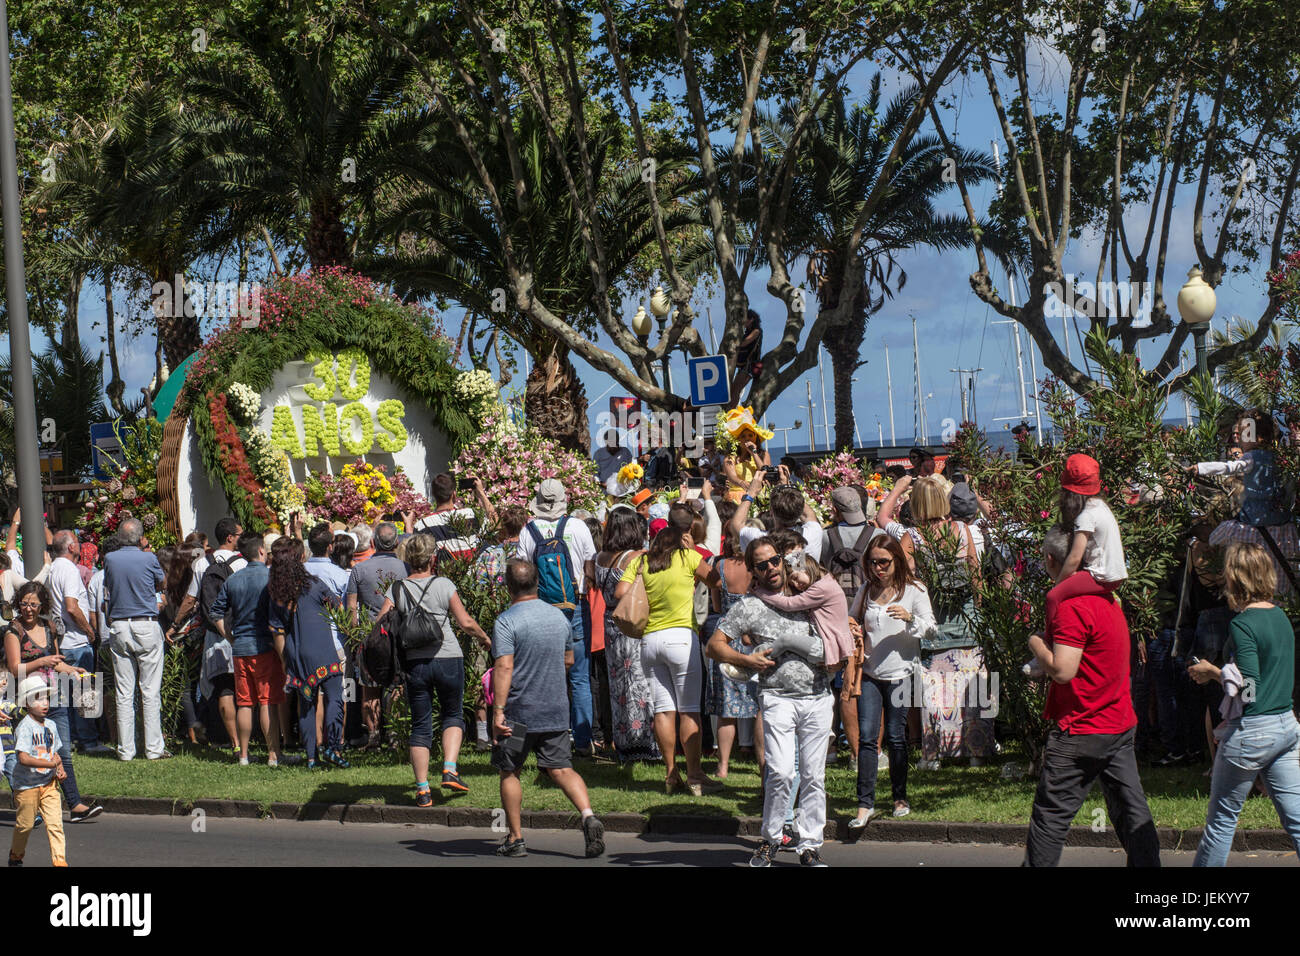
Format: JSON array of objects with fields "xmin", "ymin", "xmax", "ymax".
[
  {"xmin": 597, "ymin": 553, "xmax": 661, "ymax": 763},
  {"xmin": 705, "ymin": 558, "xmax": 760, "ymax": 719},
  {"xmin": 887, "ymin": 520, "xmax": 995, "ymax": 761}
]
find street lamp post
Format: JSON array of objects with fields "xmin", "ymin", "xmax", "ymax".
[
  {"xmin": 1177, "ymin": 265, "xmax": 1217, "ymax": 383},
  {"xmin": 0, "ymin": 0, "xmax": 47, "ymax": 577},
  {"xmin": 649, "ymin": 286, "xmax": 672, "ymax": 395}
]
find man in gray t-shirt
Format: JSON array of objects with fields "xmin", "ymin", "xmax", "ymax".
[
  {"xmin": 490, "ymin": 560, "xmax": 604, "ymax": 860},
  {"xmin": 708, "ymin": 537, "xmax": 835, "ymax": 867}
]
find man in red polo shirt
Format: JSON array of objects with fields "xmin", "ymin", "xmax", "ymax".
[{"xmin": 1023, "ymin": 527, "xmax": 1161, "ymax": 867}]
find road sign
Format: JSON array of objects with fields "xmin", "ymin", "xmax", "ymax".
[
  {"xmin": 697, "ymin": 405, "xmax": 721, "ymax": 439},
  {"xmin": 90, "ymin": 422, "xmax": 126, "ymax": 480},
  {"xmin": 687, "ymin": 354, "xmax": 730, "ymax": 407}
]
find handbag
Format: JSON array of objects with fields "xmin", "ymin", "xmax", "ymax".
[{"xmin": 611, "ymin": 554, "xmax": 650, "ymax": 639}]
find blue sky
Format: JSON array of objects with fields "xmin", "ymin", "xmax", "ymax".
[{"xmin": 27, "ymin": 37, "xmax": 1277, "ymax": 455}]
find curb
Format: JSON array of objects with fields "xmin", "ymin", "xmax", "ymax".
[{"xmin": 63, "ymin": 796, "xmax": 1296, "ymax": 851}]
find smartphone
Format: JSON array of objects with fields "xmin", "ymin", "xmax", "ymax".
[
  {"xmin": 687, "ymin": 476, "xmax": 705, "ymax": 489},
  {"xmin": 457, "ymin": 476, "xmax": 475, "ymax": 491},
  {"xmin": 1187, "ymin": 656, "xmax": 1201, "ymax": 666}
]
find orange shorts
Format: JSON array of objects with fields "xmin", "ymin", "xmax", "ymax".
[{"xmin": 234, "ymin": 652, "xmax": 286, "ymax": 707}]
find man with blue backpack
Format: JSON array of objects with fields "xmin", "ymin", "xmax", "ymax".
[{"xmin": 517, "ymin": 479, "xmax": 598, "ymax": 756}]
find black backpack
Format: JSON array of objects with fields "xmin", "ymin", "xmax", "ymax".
[
  {"xmin": 389, "ymin": 577, "xmax": 445, "ymax": 652},
  {"xmin": 825, "ymin": 524, "xmax": 874, "ymax": 602},
  {"xmin": 361, "ymin": 610, "xmax": 404, "ymax": 687},
  {"xmin": 198, "ymin": 556, "xmax": 238, "ymax": 633}
]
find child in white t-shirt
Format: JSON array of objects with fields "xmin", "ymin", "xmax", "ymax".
[{"xmin": 8, "ymin": 676, "xmax": 67, "ymax": 866}]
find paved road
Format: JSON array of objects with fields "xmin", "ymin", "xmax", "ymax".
[{"xmin": 4, "ymin": 814, "xmax": 1296, "ymax": 866}]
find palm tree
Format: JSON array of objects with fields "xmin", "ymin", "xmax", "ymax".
[
  {"xmin": 754, "ymin": 79, "xmax": 1005, "ymax": 449},
  {"xmin": 361, "ymin": 108, "xmax": 706, "ymax": 450},
  {"xmin": 0, "ymin": 340, "xmax": 108, "ymax": 483},
  {"xmin": 179, "ymin": 9, "xmax": 435, "ymax": 271},
  {"xmin": 39, "ymin": 86, "xmax": 234, "ymax": 369}
]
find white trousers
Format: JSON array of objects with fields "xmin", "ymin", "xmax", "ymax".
[
  {"xmin": 760, "ymin": 691, "xmax": 834, "ymax": 851},
  {"xmin": 109, "ymin": 619, "xmax": 166, "ymax": 760}
]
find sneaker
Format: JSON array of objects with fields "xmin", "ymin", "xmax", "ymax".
[
  {"xmin": 799, "ymin": 848, "xmax": 829, "ymax": 867},
  {"xmin": 33, "ymin": 813, "xmax": 43, "ymax": 829},
  {"xmin": 70, "ymin": 803, "xmax": 103, "ymax": 823},
  {"xmin": 238, "ymin": 755, "xmax": 250, "ymax": 766},
  {"xmin": 7, "ymin": 856, "xmax": 20, "ymax": 867},
  {"xmin": 415, "ymin": 787, "xmax": 434, "ymax": 808},
  {"xmin": 147, "ymin": 750, "xmax": 174, "ymax": 760},
  {"xmin": 1154, "ymin": 752, "xmax": 1187, "ymax": 768},
  {"xmin": 82, "ymin": 743, "xmax": 114, "ymax": 755},
  {"xmin": 475, "ymin": 738, "xmax": 493, "ymax": 752},
  {"xmin": 780, "ymin": 823, "xmax": 797, "ymax": 850},
  {"xmin": 307, "ymin": 759, "xmax": 318, "ymax": 770},
  {"xmin": 496, "ymin": 838, "xmax": 527, "ymax": 858},
  {"xmin": 322, "ymin": 747, "xmax": 351, "ymax": 769},
  {"xmin": 848, "ymin": 808, "xmax": 879, "ymax": 830},
  {"xmin": 347, "ymin": 734, "xmax": 370, "ymax": 749},
  {"xmin": 582, "ymin": 815, "xmax": 606, "ymax": 858},
  {"xmin": 441, "ymin": 770, "xmax": 469, "ymax": 793},
  {"xmin": 749, "ymin": 840, "xmax": 778, "ymax": 868},
  {"xmin": 893, "ymin": 800, "xmax": 911, "ymax": 818}
]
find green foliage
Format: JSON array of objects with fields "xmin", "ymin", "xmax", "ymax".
[
  {"xmin": 957, "ymin": 327, "xmax": 1222, "ymax": 763},
  {"xmin": 178, "ymin": 268, "xmax": 475, "ymax": 532}
]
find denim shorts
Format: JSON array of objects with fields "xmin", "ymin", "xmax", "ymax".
[{"xmin": 404, "ymin": 656, "xmax": 466, "ymax": 749}]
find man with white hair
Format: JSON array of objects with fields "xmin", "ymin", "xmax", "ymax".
[
  {"xmin": 46, "ymin": 530, "xmax": 103, "ymax": 752},
  {"xmin": 349, "ymin": 524, "xmax": 375, "ymax": 563},
  {"xmin": 103, "ymin": 518, "xmax": 169, "ymax": 761}
]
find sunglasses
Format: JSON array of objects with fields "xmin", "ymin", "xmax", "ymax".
[
  {"xmin": 753, "ymin": 556, "xmax": 782, "ymax": 571},
  {"xmin": 869, "ymin": 558, "xmax": 894, "ymax": 567}
]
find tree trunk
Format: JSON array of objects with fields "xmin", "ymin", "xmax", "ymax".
[
  {"xmin": 151, "ymin": 263, "xmax": 202, "ymax": 370},
  {"xmin": 524, "ymin": 344, "xmax": 588, "ymax": 452},
  {"xmin": 104, "ymin": 271, "xmax": 128, "ymax": 417},
  {"xmin": 819, "ymin": 256, "xmax": 869, "ymax": 450},
  {"xmin": 307, "ymin": 194, "xmax": 350, "ymax": 270}
]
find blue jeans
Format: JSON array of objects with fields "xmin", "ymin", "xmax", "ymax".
[
  {"xmin": 404, "ymin": 657, "xmax": 466, "ymax": 751},
  {"xmin": 566, "ymin": 599, "xmax": 593, "ymax": 750},
  {"xmin": 1194, "ymin": 711, "xmax": 1300, "ymax": 866},
  {"xmin": 62, "ymin": 645, "xmax": 100, "ymax": 747},
  {"xmin": 3, "ymin": 749, "xmax": 14, "ymax": 788},
  {"xmin": 857, "ymin": 675, "xmax": 909, "ymax": 808},
  {"xmin": 47, "ymin": 705, "xmax": 82, "ymax": 808}
]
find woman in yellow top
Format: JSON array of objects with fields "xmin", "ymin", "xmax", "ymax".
[
  {"xmin": 615, "ymin": 506, "xmax": 721, "ymax": 795},
  {"xmin": 722, "ymin": 439, "xmax": 770, "ymax": 504}
]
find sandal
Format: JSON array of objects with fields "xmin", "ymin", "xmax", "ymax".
[
  {"xmin": 415, "ymin": 786, "xmax": 433, "ymax": 808},
  {"xmin": 664, "ymin": 773, "xmax": 685, "ymax": 795}
]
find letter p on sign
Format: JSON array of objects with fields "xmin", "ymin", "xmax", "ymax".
[{"xmin": 687, "ymin": 354, "xmax": 731, "ymax": 407}]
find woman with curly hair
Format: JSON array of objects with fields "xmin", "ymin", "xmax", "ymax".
[{"xmin": 266, "ymin": 538, "xmax": 349, "ymax": 768}]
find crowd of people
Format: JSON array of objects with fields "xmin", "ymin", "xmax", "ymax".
[{"xmin": 4, "ymin": 403, "xmax": 1300, "ymax": 868}]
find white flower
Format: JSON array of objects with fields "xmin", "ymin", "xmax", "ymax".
[{"xmin": 228, "ymin": 382, "xmax": 262, "ymax": 424}]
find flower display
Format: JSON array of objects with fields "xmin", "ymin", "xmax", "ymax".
[
  {"xmin": 228, "ymin": 382, "xmax": 261, "ymax": 424},
  {"xmin": 454, "ymin": 368, "xmax": 500, "ymax": 421},
  {"xmin": 616, "ymin": 462, "xmax": 644, "ymax": 484},
  {"xmin": 453, "ymin": 416, "xmax": 602, "ymax": 514},
  {"xmin": 297, "ymin": 460, "xmax": 429, "ymax": 526},
  {"xmin": 78, "ymin": 420, "xmax": 175, "ymax": 550}
]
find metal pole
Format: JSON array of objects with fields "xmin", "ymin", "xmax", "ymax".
[
  {"xmin": 1194, "ymin": 327, "xmax": 1209, "ymax": 381},
  {"xmin": 884, "ymin": 342, "xmax": 896, "ymax": 445},
  {"xmin": 0, "ymin": 0, "xmax": 46, "ymax": 577},
  {"xmin": 705, "ymin": 305, "xmax": 718, "ymax": 354},
  {"xmin": 1181, "ymin": 354, "xmax": 1192, "ymax": 425},
  {"xmin": 806, "ymin": 380, "xmax": 816, "ymax": 452},
  {"xmin": 817, "ymin": 346, "xmax": 831, "ymax": 449}
]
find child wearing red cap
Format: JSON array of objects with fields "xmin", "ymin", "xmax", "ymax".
[{"xmin": 1030, "ymin": 455, "xmax": 1127, "ymax": 669}]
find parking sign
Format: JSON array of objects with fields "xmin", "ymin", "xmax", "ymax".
[{"xmin": 687, "ymin": 354, "xmax": 730, "ymax": 407}]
